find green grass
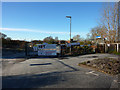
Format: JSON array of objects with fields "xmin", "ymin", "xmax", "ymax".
[
  {"xmin": 109, "ymin": 50, "xmax": 120, "ymax": 56},
  {"xmin": 113, "ymin": 52, "xmax": 120, "ymax": 55},
  {"xmin": 80, "ymin": 62, "xmax": 86, "ymax": 65},
  {"xmin": 112, "ymin": 51, "xmax": 120, "ymax": 55}
]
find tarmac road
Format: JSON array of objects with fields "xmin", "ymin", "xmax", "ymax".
[{"xmin": 2, "ymin": 54, "xmax": 119, "ymax": 88}]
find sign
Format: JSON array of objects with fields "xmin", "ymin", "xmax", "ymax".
[
  {"xmin": 96, "ymin": 36, "xmax": 101, "ymax": 39},
  {"xmin": 38, "ymin": 50, "xmax": 57, "ymax": 56},
  {"xmin": 67, "ymin": 43, "xmax": 80, "ymax": 47},
  {"xmin": 36, "ymin": 44, "xmax": 61, "ymax": 56},
  {"xmin": 107, "ymin": 44, "xmax": 110, "ymax": 47}
]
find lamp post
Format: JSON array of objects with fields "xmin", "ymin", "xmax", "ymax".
[
  {"xmin": 66, "ymin": 16, "xmax": 72, "ymax": 54},
  {"xmin": 117, "ymin": 2, "xmax": 120, "ymax": 53},
  {"xmin": 66, "ymin": 16, "xmax": 71, "ymax": 42}
]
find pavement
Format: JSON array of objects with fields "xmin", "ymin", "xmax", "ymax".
[{"xmin": 1, "ymin": 53, "xmax": 120, "ymax": 88}]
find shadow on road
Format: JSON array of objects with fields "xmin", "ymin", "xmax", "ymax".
[
  {"xmin": 30, "ymin": 63, "xmax": 52, "ymax": 66},
  {"xmin": 2, "ymin": 70, "xmax": 76, "ymax": 88},
  {"xmin": 57, "ymin": 60, "xmax": 79, "ymax": 71},
  {"xmin": 81, "ymin": 56, "xmax": 98, "ymax": 58}
]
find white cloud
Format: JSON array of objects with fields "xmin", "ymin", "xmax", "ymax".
[
  {"xmin": 0, "ymin": 28, "xmax": 32, "ymax": 31},
  {"xmin": 0, "ymin": 27, "xmax": 80, "ymax": 35}
]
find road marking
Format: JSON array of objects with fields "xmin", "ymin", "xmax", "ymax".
[
  {"xmin": 39, "ymin": 71, "xmax": 52, "ymax": 74},
  {"xmin": 59, "ymin": 60, "xmax": 62, "ymax": 61},
  {"xmin": 113, "ymin": 80, "xmax": 117, "ymax": 82},
  {"xmin": 113, "ymin": 80, "xmax": 120, "ymax": 83},
  {"xmin": 38, "ymin": 70, "xmax": 58, "ymax": 75},
  {"xmin": 86, "ymin": 71, "xmax": 99, "ymax": 76}
]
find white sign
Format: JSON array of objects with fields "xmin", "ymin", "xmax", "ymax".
[
  {"xmin": 96, "ymin": 36, "xmax": 101, "ymax": 38},
  {"xmin": 107, "ymin": 44, "xmax": 110, "ymax": 47},
  {"xmin": 38, "ymin": 50, "xmax": 57, "ymax": 56},
  {"xmin": 36, "ymin": 44, "xmax": 61, "ymax": 56},
  {"xmin": 33, "ymin": 46, "xmax": 38, "ymax": 51}
]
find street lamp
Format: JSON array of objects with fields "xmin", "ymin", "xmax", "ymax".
[
  {"xmin": 66, "ymin": 16, "xmax": 72, "ymax": 54},
  {"xmin": 117, "ymin": 3, "xmax": 120, "ymax": 52},
  {"xmin": 66, "ymin": 16, "xmax": 71, "ymax": 42}
]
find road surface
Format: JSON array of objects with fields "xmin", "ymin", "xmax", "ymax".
[{"xmin": 2, "ymin": 54, "xmax": 119, "ymax": 88}]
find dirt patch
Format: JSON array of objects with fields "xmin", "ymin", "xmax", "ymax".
[{"xmin": 78, "ymin": 57, "xmax": 120, "ymax": 75}]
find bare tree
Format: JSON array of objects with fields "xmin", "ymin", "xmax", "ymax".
[
  {"xmin": 89, "ymin": 3, "xmax": 118, "ymax": 43},
  {"xmin": 101, "ymin": 2, "xmax": 118, "ymax": 42},
  {"xmin": 55, "ymin": 37, "xmax": 58, "ymax": 41},
  {"xmin": 86, "ymin": 33, "xmax": 90, "ymax": 41},
  {"xmin": 73, "ymin": 35, "xmax": 80, "ymax": 41},
  {"xmin": 89, "ymin": 26, "xmax": 107, "ymax": 42},
  {"xmin": 43, "ymin": 36, "xmax": 55, "ymax": 44}
]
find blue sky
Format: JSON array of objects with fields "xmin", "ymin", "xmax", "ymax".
[{"xmin": 1, "ymin": 2, "xmax": 109, "ymax": 41}]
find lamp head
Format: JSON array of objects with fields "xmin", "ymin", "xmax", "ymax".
[{"xmin": 66, "ymin": 16, "xmax": 71, "ymax": 18}]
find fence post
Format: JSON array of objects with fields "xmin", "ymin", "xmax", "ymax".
[
  {"xmin": 104, "ymin": 43, "xmax": 107, "ymax": 53},
  {"xmin": 25, "ymin": 42, "xmax": 28, "ymax": 58},
  {"xmin": 117, "ymin": 43, "xmax": 119, "ymax": 52}
]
